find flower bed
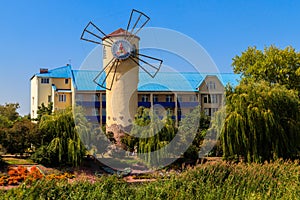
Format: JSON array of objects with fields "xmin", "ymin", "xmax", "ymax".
[{"xmin": 0, "ymin": 165, "xmax": 75, "ymax": 186}]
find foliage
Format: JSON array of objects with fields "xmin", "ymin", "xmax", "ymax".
[
  {"xmin": 232, "ymin": 45, "xmax": 300, "ymax": 92},
  {"xmin": 0, "ymin": 103, "xmax": 38, "ymax": 155},
  {"xmin": 0, "ymin": 160, "xmax": 299, "ymax": 199},
  {"xmin": 121, "ymin": 106, "xmax": 211, "ymax": 166},
  {"xmin": 219, "ymin": 80, "xmax": 300, "ymax": 162},
  {"xmin": 32, "ymin": 108, "xmax": 86, "ymax": 167},
  {"xmin": 178, "ymin": 106, "xmax": 211, "ymax": 159},
  {"xmin": 3, "ymin": 118, "xmax": 39, "ymax": 154},
  {"xmin": 0, "ymin": 103, "xmax": 20, "ymax": 123},
  {"xmin": 129, "ymin": 107, "xmax": 176, "ymax": 166},
  {"xmin": 36, "ymin": 102, "xmax": 53, "ymax": 121}
]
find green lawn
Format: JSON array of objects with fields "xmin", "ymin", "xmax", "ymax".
[{"xmin": 2, "ymin": 157, "xmax": 36, "ymax": 165}]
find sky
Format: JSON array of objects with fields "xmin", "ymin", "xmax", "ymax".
[{"xmin": 0, "ymin": 0, "xmax": 300, "ymax": 115}]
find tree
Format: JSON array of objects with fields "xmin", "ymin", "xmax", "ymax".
[
  {"xmin": 219, "ymin": 81, "xmax": 300, "ymax": 162},
  {"xmin": 32, "ymin": 107, "xmax": 86, "ymax": 166},
  {"xmin": 36, "ymin": 102, "xmax": 53, "ymax": 121},
  {"xmin": 4, "ymin": 118, "xmax": 38, "ymax": 155},
  {"xmin": 177, "ymin": 106, "xmax": 211, "ymax": 160},
  {"xmin": 0, "ymin": 103, "xmax": 19, "ymax": 122},
  {"xmin": 232, "ymin": 45, "xmax": 300, "ymax": 93}
]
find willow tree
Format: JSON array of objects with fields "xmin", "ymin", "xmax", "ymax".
[
  {"xmin": 219, "ymin": 81, "xmax": 300, "ymax": 162},
  {"xmin": 37, "ymin": 107, "xmax": 86, "ymax": 166},
  {"xmin": 128, "ymin": 107, "xmax": 175, "ymax": 166}
]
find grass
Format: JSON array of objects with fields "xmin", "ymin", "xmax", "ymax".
[
  {"xmin": 2, "ymin": 157, "xmax": 36, "ymax": 165},
  {"xmin": 0, "ymin": 159, "xmax": 299, "ymax": 199}
]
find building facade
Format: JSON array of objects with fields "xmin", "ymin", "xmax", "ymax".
[{"xmin": 30, "ymin": 65, "xmax": 239, "ymax": 124}]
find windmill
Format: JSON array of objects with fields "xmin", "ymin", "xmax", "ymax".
[{"xmin": 81, "ymin": 9, "xmax": 163, "ymax": 147}]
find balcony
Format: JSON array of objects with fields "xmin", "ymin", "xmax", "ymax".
[
  {"xmin": 86, "ymin": 115, "xmax": 100, "ymax": 123},
  {"xmin": 153, "ymin": 102, "xmax": 176, "ymax": 108},
  {"xmin": 76, "ymin": 101, "xmax": 100, "ymax": 108},
  {"xmin": 177, "ymin": 102, "xmax": 199, "ymax": 107},
  {"xmin": 138, "ymin": 102, "xmax": 151, "ymax": 108}
]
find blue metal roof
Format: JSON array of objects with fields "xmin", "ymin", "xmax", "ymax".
[
  {"xmin": 35, "ymin": 65, "xmax": 72, "ymax": 78},
  {"xmin": 72, "ymin": 69, "xmax": 240, "ymax": 92},
  {"xmin": 34, "ymin": 65, "xmax": 240, "ymax": 92},
  {"xmin": 72, "ymin": 70, "xmax": 103, "ymax": 91},
  {"xmin": 138, "ymin": 72, "xmax": 204, "ymax": 92}
]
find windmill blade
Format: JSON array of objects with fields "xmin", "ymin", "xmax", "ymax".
[
  {"xmin": 130, "ymin": 53, "xmax": 163, "ymax": 78},
  {"xmin": 125, "ymin": 9, "xmax": 150, "ymax": 42},
  {"xmin": 93, "ymin": 58, "xmax": 119, "ymax": 90},
  {"xmin": 81, "ymin": 21, "xmax": 114, "ymax": 47}
]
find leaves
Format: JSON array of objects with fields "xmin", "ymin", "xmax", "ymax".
[
  {"xmin": 232, "ymin": 45, "xmax": 300, "ymax": 92},
  {"xmin": 33, "ymin": 107, "xmax": 86, "ymax": 167},
  {"xmin": 219, "ymin": 80, "xmax": 300, "ymax": 162}
]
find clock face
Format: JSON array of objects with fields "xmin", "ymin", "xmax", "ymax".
[{"xmin": 111, "ymin": 39, "xmax": 133, "ymax": 60}]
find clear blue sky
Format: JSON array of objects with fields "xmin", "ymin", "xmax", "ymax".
[{"xmin": 1, "ymin": 0, "xmax": 300, "ymax": 115}]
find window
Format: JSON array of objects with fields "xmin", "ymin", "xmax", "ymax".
[
  {"xmin": 93, "ymin": 94, "xmax": 99, "ymax": 101},
  {"xmin": 102, "ymin": 93, "xmax": 106, "ymax": 102},
  {"xmin": 189, "ymin": 95, "xmax": 197, "ymax": 102},
  {"xmin": 166, "ymin": 95, "xmax": 172, "ymax": 102},
  {"xmin": 204, "ymin": 108, "xmax": 210, "ymax": 116},
  {"xmin": 65, "ymin": 79, "xmax": 69, "ymax": 84},
  {"xmin": 41, "ymin": 78, "xmax": 49, "ymax": 84},
  {"xmin": 58, "ymin": 94, "xmax": 66, "ymax": 102},
  {"xmin": 211, "ymin": 94, "xmax": 218, "ymax": 104},
  {"xmin": 141, "ymin": 95, "xmax": 149, "ymax": 102},
  {"xmin": 177, "ymin": 108, "xmax": 182, "ymax": 116},
  {"xmin": 203, "ymin": 94, "xmax": 217, "ymax": 104},
  {"xmin": 94, "ymin": 108, "xmax": 100, "ymax": 116},
  {"xmin": 76, "ymin": 94, "xmax": 84, "ymax": 101},
  {"xmin": 211, "ymin": 108, "xmax": 218, "ymax": 115},
  {"xmin": 32, "ymin": 97, "xmax": 34, "ymax": 105},
  {"xmin": 177, "ymin": 95, "xmax": 182, "ymax": 102},
  {"xmin": 153, "ymin": 95, "xmax": 158, "ymax": 102},
  {"xmin": 102, "ymin": 108, "xmax": 106, "ymax": 115},
  {"xmin": 203, "ymin": 95, "xmax": 209, "ymax": 103},
  {"xmin": 103, "ymin": 46, "xmax": 107, "ymax": 59},
  {"xmin": 167, "ymin": 109, "xmax": 173, "ymax": 115},
  {"xmin": 207, "ymin": 81, "xmax": 216, "ymax": 90},
  {"xmin": 48, "ymin": 95, "xmax": 52, "ymax": 103}
]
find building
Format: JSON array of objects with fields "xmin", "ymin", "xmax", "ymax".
[{"xmin": 30, "ymin": 65, "xmax": 239, "ymax": 125}]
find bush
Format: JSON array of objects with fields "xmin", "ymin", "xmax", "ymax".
[{"xmin": 1, "ymin": 160, "xmax": 299, "ymax": 199}]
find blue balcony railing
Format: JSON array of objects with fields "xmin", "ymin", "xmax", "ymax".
[
  {"xmin": 177, "ymin": 102, "xmax": 199, "ymax": 107},
  {"xmin": 153, "ymin": 102, "xmax": 176, "ymax": 107},
  {"xmin": 86, "ymin": 115, "xmax": 100, "ymax": 123},
  {"xmin": 76, "ymin": 101, "xmax": 100, "ymax": 108},
  {"xmin": 138, "ymin": 102, "xmax": 151, "ymax": 108}
]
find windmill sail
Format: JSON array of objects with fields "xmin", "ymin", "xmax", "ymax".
[
  {"xmin": 125, "ymin": 9, "xmax": 150, "ymax": 43},
  {"xmin": 81, "ymin": 21, "xmax": 114, "ymax": 47},
  {"xmin": 130, "ymin": 53, "xmax": 163, "ymax": 78},
  {"xmin": 81, "ymin": 9, "xmax": 163, "ymax": 90}
]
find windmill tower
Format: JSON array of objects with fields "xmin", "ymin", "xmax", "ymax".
[{"xmin": 81, "ymin": 10, "xmax": 163, "ymax": 148}]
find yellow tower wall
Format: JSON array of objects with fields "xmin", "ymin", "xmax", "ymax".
[{"xmin": 103, "ymin": 35, "xmax": 140, "ymax": 133}]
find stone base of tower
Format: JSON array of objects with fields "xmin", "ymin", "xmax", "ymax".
[{"xmin": 106, "ymin": 124, "xmax": 133, "ymax": 149}]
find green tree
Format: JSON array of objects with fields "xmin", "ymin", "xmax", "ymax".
[
  {"xmin": 33, "ymin": 107, "xmax": 86, "ymax": 166},
  {"xmin": 219, "ymin": 81, "xmax": 300, "ymax": 162},
  {"xmin": 0, "ymin": 103, "xmax": 19, "ymax": 122},
  {"xmin": 36, "ymin": 102, "xmax": 53, "ymax": 121},
  {"xmin": 4, "ymin": 118, "xmax": 38, "ymax": 155},
  {"xmin": 232, "ymin": 45, "xmax": 300, "ymax": 92},
  {"xmin": 177, "ymin": 106, "xmax": 211, "ymax": 160}
]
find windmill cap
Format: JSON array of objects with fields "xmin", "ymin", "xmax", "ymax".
[{"xmin": 102, "ymin": 28, "xmax": 140, "ymax": 40}]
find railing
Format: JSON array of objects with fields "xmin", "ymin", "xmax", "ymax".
[{"xmin": 177, "ymin": 102, "xmax": 199, "ymax": 107}]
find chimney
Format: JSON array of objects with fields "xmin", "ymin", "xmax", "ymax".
[{"xmin": 40, "ymin": 68, "xmax": 48, "ymax": 74}]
